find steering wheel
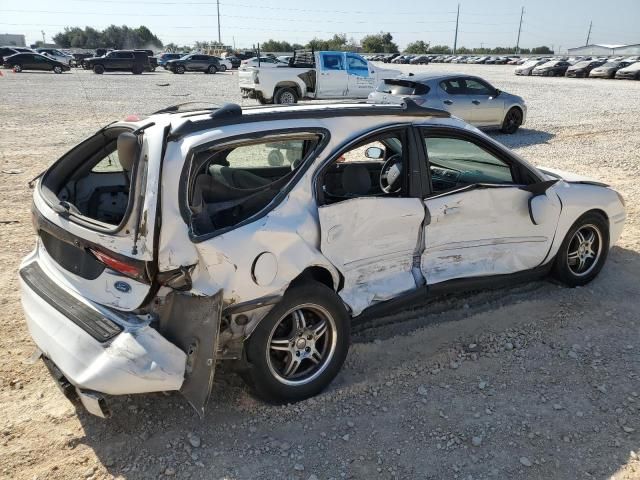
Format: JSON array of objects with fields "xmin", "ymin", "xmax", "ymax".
[{"xmin": 379, "ymin": 154, "xmax": 403, "ymax": 193}]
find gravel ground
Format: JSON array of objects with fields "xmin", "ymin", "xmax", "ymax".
[{"xmin": 0, "ymin": 64, "xmax": 639, "ymax": 480}]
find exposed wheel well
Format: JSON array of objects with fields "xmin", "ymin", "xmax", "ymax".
[
  {"xmin": 289, "ymin": 266, "xmax": 337, "ymax": 291},
  {"xmin": 274, "ymin": 82, "xmax": 302, "ymax": 98}
]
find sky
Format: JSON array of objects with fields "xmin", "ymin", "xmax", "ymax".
[{"xmin": 1, "ymin": 0, "xmax": 638, "ymax": 51}]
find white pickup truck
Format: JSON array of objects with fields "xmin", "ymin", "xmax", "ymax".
[{"xmin": 239, "ymin": 50, "xmax": 401, "ymax": 104}]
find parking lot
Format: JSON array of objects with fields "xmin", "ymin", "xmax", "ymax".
[{"xmin": 0, "ymin": 64, "xmax": 639, "ymax": 479}]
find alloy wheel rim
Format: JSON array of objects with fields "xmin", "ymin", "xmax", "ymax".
[
  {"xmin": 280, "ymin": 91, "xmax": 296, "ymax": 104},
  {"xmin": 266, "ymin": 304, "xmax": 337, "ymax": 386},
  {"xmin": 566, "ymin": 224, "xmax": 603, "ymax": 277}
]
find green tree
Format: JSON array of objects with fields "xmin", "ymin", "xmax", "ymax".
[
  {"xmin": 531, "ymin": 46, "xmax": 553, "ymax": 54},
  {"xmin": 405, "ymin": 40, "xmax": 430, "ymax": 54},
  {"xmin": 428, "ymin": 44, "xmax": 451, "ymax": 54},
  {"xmin": 52, "ymin": 25, "xmax": 162, "ymax": 50},
  {"xmin": 361, "ymin": 32, "xmax": 398, "ymax": 53}
]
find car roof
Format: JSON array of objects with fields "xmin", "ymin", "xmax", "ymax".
[
  {"xmin": 390, "ymin": 72, "xmax": 481, "ymax": 83},
  {"xmin": 161, "ymin": 101, "xmax": 457, "ymax": 140}
]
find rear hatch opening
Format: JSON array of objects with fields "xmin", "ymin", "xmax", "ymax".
[{"xmin": 31, "ymin": 124, "xmax": 159, "ymax": 311}]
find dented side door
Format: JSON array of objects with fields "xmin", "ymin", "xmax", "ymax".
[{"xmin": 422, "ymin": 186, "xmax": 561, "ymax": 284}]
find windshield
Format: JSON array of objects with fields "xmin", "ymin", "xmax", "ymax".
[
  {"xmin": 522, "ymin": 60, "xmax": 538, "ymax": 67},
  {"xmin": 540, "ymin": 61, "xmax": 558, "ymax": 67},
  {"xmin": 573, "ymin": 61, "xmax": 591, "ymax": 68},
  {"xmin": 602, "ymin": 61, "xmax": 619, "ymax": 68},
  {"xmin": 624, "ymin": 62, "xmax": 640, "ymax": 71}
]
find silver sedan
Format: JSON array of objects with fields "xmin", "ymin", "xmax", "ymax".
[{"xmin": 368, "ymin": 73, "xmax": 527, "ymax": 133}]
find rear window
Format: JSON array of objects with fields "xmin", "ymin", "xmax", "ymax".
[{"xmin": 376, "ymin": 79, "xmax": 429, "ymax": 96}]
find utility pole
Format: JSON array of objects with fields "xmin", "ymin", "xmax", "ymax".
[
  {"xmin": 217, "ymin": 0, "xmax": 221, "ymax": 44},
  {"xmin": 453, "ymin": 3, "xmax": 460, "ymax": 55},
  {"xmin": 41, "ymin": 30, "xmax": 45, "ymax": 45},
  {"xmin": 585, "ymin": 20, "xmax": 592, "ymax": 45},
  {"xmin": 515, "ymin": 6, "xmax": 524, "ymax": 55}
]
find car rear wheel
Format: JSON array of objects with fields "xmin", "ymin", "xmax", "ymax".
[
  {"xmin": 93, "ymin": 64, "xmax": 104, "ymax": 74},
  {"xmin": 132, "ymin": 64, "xmax": 143, "ymax": 75},
  {"xmin": 552, "ymin": 212, "xmax": 609, "ymax": 287},
  {"xmin": 501, "ymin": 107, "xmax": 523, "ymax": 134},
  {"xmin": 53, "ymin": 65, "xmax": 63, "ymax": 74},
  {"xmin": 243, "ymin": 281, "xmax": 350, "ymax": 403},
  {"xmin": 274, "ymin": 87, "xmax": 299, "ymax": 104},
  {"xmin": 207, "ymin": 65, "xmax": 217, "ymax": 74},
  {"xmin": 13, "ymin": 64, "xmax": 22, "ymax": 73}
]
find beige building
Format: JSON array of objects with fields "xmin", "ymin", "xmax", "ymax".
[{"xmin": 0, "ymin": 33, "xmax": 26, "ymax": 47}]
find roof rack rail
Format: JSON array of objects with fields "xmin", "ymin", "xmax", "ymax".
[{"xmin": 167, "ymin": 98, "xmax": 449, "ymax": 141}]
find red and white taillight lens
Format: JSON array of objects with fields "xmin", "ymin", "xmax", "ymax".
[{"xmin": 90, "ymin": 248, "xmax": 147, "ymax": 282}]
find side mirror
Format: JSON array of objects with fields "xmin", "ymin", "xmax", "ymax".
[
  {"xmin": 494, "ymin": 89, "xmax": 501, "ymax": 97},
  {"xmin": 528, "ymin": 194, "xmax": 555, "ymax": 225},
  {"xmin": 365, "ymin": 146, "xmax": 384, "ymax": 159}
]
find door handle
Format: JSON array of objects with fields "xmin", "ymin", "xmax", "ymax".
[
  {"xmin": 443, "ymin": 100, "xmax": 453, "ymax": 105},
  {"xmin": 472, "ymin": 100, "xmax": 481, "ymax": 105}
]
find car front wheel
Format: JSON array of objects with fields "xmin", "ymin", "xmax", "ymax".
[
  {"xmin": 207, "ymin": 65, "xmax": 217, "ymax": 74},
  {"xmin": 13, "ymin": 64, "xmax": 22, "ymax": 73},
  {"xmin": 552, "ymin": 212, "xmax": 609, "ymax": 287},
  {"xmin": 175, "ymin": 65, "xmax": 185, "ymax": 74},
  {"xmin": 243, "ymin": 281, "xmax": 350, "ymax": 403},
  {"xmin": 219, "ymin": 64, "xmax": 227, "ymax": 72},
  {"xmin": 501, "ymin": 107, "xmax": 523, "ymax": 134},
  {"xmin": 53, "ymin": 65, "xmax": 63, "ymax": 74}
]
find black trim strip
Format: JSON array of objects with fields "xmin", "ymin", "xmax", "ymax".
[{"xmin": 20, "ymin": 262, "xmax": 123, "ymax": 342}]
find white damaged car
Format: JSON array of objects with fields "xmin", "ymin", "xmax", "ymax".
[{"xmin": 20, "ymin": 101, "xmax": 626, "ymax": 417}]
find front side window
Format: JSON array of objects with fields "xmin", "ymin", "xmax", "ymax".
[
  {"xmin": 424, "ymin": 137, "xmax": 515, "ymax": 194},
  {"xmin": 463, "ymin": 78, "xmax": 493, "ymax": 96},
  {"xmin": 320, "ymin": 131, "xmax": 407, "ymax": 204},
  {"xmin": 346, "ymin": 54, "xmax": 368, "ymax": 76},
  {"xmin": 189, "ymin": 134, "xmax": 322, "ymax": 235}
]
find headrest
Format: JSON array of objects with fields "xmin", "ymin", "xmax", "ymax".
[{"xmin": 117, "ymin": 132, "xmax": 139, "ymax": 172}]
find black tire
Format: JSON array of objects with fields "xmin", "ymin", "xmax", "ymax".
[
  {"xmin": 501, "ymin": 107, "xmax": 523, "ymax": 134},
  {"xmin": 53, "ymin": 65, "xmax": 63, "ymax": 74},
  {"xmin": 219, "ymin": 64, "xmax": 227, "ymax": 72},
  {"xmin": 93, "ymin": 64, "xmax": 104, "ymax": 74},
  {"xmin": 551, "ymin": 211, "xmax": 609, "ymax": 287},
  {"xmin": 13, "ymin": 64, "xmax": 22, "ymax": 73},
  {"xmin": 132, "ymin": 64, "xmax": 143, "ymax": 75},
  {"xmin": 243, "ymin": 281, "xmax": 350, "ymax": 403},
  {"xmin": 207, "ymin": 65, "xmax": 217, "ymax": 74},
  {"xmin": 176, "ymin": 65, "xmax": 185, "ymax": 74},
  {"xmin": 274, "ymin": 87, "xmax": 299, "ymax": 104}
]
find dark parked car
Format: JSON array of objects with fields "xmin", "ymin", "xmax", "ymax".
[
  {"xmin": 3, "ymin": 52, "xmax": 70, "ymax": 73},
  {"xmin": 225, "ymin": 56, "xmax": 242, "ymax": 68},
  {"xmin": 166, "ymin": 54, "xmax": 221, "ymax": 74},
  {"xmin": 134, "ymin": 49, "xmax": 158, "ymax": 71},
  {"xmin": 565, "ymin": 60, "xmax": 605, "ymax": 78},
  {"xmin": 84, "ymin": 50, "xmax": 150, "ymax": 74},
  {"xmin": 615, "ymin": 62, "xmax": 640, "ymax": 80},
  {"xmin": 589, "ymin": 61, "xmax": 631, "ymax": 78},
  {"xmin": 532, "ymin": 60, "xmax": 571, "ymax": 77},
  {"xmin": 158, "ymin": 52, "xmax": 185, "ymax": 68},
  {"xmin": 1, "ymin": 46, "xmax": 20, "ymax": 62}
]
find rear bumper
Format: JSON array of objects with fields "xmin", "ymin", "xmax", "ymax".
[{"xmin": 19, "ymin": 251, "xmax": 186, "ymax": 400}]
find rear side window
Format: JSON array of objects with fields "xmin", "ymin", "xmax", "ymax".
[
  {"xmin": 188, "ymin": 133, "xmax": 324, "ymax": 236},
  {"xmin": 321, "ymin": 53, "xmax": 345, "ymax": 71},
  {"xmin": 439, "ymin": 79, "xmax": 465, "ymax": 95},
  {"xmin": 376, "ymin": 80, "xmax": 429, "ymax": 95}
]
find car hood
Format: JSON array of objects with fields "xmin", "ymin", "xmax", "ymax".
[{"xmin": 537, "ymin": 167, "xmax": 608, "ymax": 187}]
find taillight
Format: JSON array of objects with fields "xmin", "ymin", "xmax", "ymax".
[{"xmin": 90, "ymin": 248, "xmax": 146, "ymax": 281}]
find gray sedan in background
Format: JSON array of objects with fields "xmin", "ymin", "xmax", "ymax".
[{"xmin": 368, "ymin": 73, "xmax": 527, "ymax": 133}]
